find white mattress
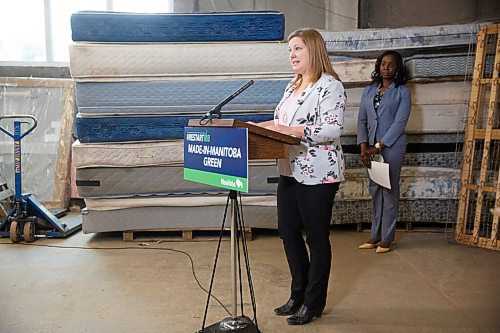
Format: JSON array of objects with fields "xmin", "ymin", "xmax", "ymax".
[
  {"xmin": 72, "ymin": 140, "xmax": 185, "ymax": 168},
  {"xmin": 343, "ymin": 104, "xmax": 467, "ymax": 135},
  {"xmin": 84, "ymin": 194, "xmax": 276, "ymax": 211},
  {"xmin": 69, "ymin": 42, "xmax": 291, "ymax": 80},
  {"xmin": 332, "ymin": 58, "xmax": 375, "ymax": 84},
  {"xmin": 79, "ymin": 165, "xmax": 459, "ymax": 206},
  {"xmin": 81, "ymin": 197, "xmax": 457, "ymax": 232},
  {"xmin": 342, "ymin": 81, "xmax": 470, "ymax": 135},
  {"xmin": 75, "ymin": 161, "xmax": 278, "ymax": 197},
  {"xmin": 69, "ymin": 42, "xmax": 375, "ymax": 84},
  {"xmin": 345, "ymin": 81, "xmax": 472, "ymax": 107},
  {"xmin": 81, "ymin": 202, "xmax": 278, "ymax": 232}
]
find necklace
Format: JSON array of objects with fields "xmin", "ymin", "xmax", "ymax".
[{"xmin": 295, "ymin": 79, "xmax": 312, "ymax": 94}]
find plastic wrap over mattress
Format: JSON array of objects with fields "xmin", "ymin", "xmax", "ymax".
[
  {"xmin": 329, "ymin": 199, "xmax": 457, "ymax": 225},
  {"xmin": 71, "ymin": 11, "xmax": 285, "ymax": 42},
  {"xmin": 339, "ymin": 167, "xmax": 460, "ymax": 201},
  {"xmin": 75, "ymin": 79, "xmax": 288, "ymax": 114},
  {"xmin": 344, "ymin": 151, "xmax": 461, "ymax": 169},
  {"xmin": 74, "ymin": 112, "xmax": 274, "ymax": 143},
  {"xmin": 0, "ymin": 78, "xmax": 74, "ymax": 208},
  {"xmin": 320, "ymin": 23, "xmax": 479, "ymax": 56}
]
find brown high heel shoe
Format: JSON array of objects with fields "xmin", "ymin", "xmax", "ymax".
[
  {"xmin": 376, "ymin": 241, "xmax": 391, "ymax": 254},
  {"xmin": 358, "ymin": 240, "xmax": 380, "ymax": 249}
]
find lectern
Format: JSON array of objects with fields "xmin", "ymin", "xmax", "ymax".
[{"xmin": 187, "ymin": 119, "xmax": 300, "ymax": 333}]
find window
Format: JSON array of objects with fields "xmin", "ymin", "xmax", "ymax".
[
  {"xmin": 50, "ymin": 0, "xmax": 107, "ymax": 62},
  {"xmin": 0, "ymin": 1, "xmax": 45, "ymax": 61},
  {"xmin": 0, "ymin": 0, "xmax": 174, "ymax": 63},
  {"xmin": 112, "ymin": 0, "xmax": 174, "ymax": 13}
]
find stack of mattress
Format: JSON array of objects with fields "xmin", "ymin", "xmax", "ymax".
[
  {"xmin": 70, "ymin": 12, "xmax": 479, "ymax": 230},
  {"xmin": 320, "ymin": 23, "xmax": 480, "ymax": 225},
  {"xmin": 69, "ymin": 10, "xmax": 291, "ymax": 233},
  {"xmin": 327, "ymin": 23, "xmax": 478, "ymax": 141}
]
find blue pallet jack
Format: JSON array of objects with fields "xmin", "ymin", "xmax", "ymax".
[{"xmin": 0, "ymin": 115, "xmax": 82, "ymax": 242}]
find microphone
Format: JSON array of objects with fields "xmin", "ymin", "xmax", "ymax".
[{"xmin": 200, "ymin": 80, "xmax": 254, "ymax": 122}]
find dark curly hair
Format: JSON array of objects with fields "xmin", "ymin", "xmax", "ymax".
[{"xmin": 371, "ymin": 50, "xmax": 407, "ymax": 87}]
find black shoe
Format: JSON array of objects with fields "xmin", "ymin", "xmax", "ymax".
[
  {"xmin": 273, "ymin": 299, "xmax": 302, "ymax": 316},
  {"xmin": 286, "ymin": 304, "xmax": 322, "ymax": 325}
]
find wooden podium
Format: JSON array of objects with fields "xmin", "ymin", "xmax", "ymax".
[
  {"xmin": 188, "ymin": 119, "xmax": 300, "ymax": 333},
  {"xmin": 188, "ymin": 119, "xmax": 301, "ymax": 160}
]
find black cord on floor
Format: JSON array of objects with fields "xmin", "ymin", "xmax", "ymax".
[{"xmin": 0, "ymin": 240, "xmax": 231, "ymax": 315}]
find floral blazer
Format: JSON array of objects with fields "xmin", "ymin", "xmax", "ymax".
[{"xmin": 274, "ymin": 73, "xmax": 346, "ymax": 185}]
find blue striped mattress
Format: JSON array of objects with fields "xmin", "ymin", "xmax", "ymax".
[
  {"xmin": 405, "ymin": 53, "xmax": 494, "ymax": 79},
  {"xmin": 71, "ymin": 11, "xmax": 284, "ymax": 42},
  {"xmin": 75, "ymin": 113, "xmax": 273, "ymax": 143},
  {"xmin": 75, "ymin": 79, "xmax": 289, "ymax": 114}
]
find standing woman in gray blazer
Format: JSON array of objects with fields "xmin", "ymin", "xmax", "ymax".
[
  {"xmin": 255, "ymin": 28, "xmax": 346, "ymax": 325},
  {"xmin": 357, "ymin": 50, "xmax": 412, "ymax": 254}
]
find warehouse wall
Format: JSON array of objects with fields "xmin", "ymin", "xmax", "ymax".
[
  {"xmin": 173, "ymin": 0, "xmax": 499, "ymax": 33},
  {"xmin": 359, "ymin": 0, "xmax": 500, "ymax": 28},
  {"xmin": 325, "ymin": 0, "xmax": 358, "ymax": 31},
  {"xmin": 173, "ymin": 0, "xmax": 357, "ymax": 34},
  {"xmin": 174, "ymin": 0, "xmax": 327, "ymax": 36}
]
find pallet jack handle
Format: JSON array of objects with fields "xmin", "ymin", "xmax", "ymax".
[{"xmin": 0, "ymin": 115, "xmax": 38, "ymax": 140}]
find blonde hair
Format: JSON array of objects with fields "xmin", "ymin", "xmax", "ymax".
[{"xmin": 288, "ymin": 28, "xmax": 340, "ymax": 88}]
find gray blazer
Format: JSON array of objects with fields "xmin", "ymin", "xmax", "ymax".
[{"xmin": 356, "ymin": 82, "xmax": 411, "ymax": 148}]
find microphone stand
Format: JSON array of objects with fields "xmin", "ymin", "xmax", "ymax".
[
  {"xmin": 195, "ymin": 79, "xmax": 260, "ymax": 333},
  {"xmin": 199, "ymin": 80, "xmax": 254, "ymax": 125}
]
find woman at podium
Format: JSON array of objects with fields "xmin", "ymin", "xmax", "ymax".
[{"xmin": 255, "ymin": 28, "xmax": 346, "ymax": 325}]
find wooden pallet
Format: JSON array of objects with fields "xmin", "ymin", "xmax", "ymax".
[
  {"xmin": 455, "ymin": 23, "xmax": 500, "ymax": 251},
  {"xmin": 122, "ymin": 227, "xmax": 252, "ymax": 242}
]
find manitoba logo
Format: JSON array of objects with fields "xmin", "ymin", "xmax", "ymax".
[
  {"xmin": 221, "ymin": 178, "xmax": 244, "ymax": 189},
  {"xmin": 186, "ymin": 131, "xmax": 211, "ymax": 142}
]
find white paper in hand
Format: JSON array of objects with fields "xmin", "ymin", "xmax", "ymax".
[{"xmin": 367, "ymin": 155, "xmax": 391, "ymax": 189}]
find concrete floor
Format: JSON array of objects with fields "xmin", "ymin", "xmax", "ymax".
[{"xmin": 0, "ymin": 220, "xmax": 499, "ymax": 333}]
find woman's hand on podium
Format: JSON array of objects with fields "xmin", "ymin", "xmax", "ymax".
[
  {"xmin": 248, "ymin": 120, "xmax": 275, "ymax": 128},
  {"xmin": 265, "ymin": 124, "xmax": 304, "ymax": 139}
]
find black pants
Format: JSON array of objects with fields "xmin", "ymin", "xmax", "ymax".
[{"xmin": 277, "ymin": 176, "xmax": 340, "ymax": 312}]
